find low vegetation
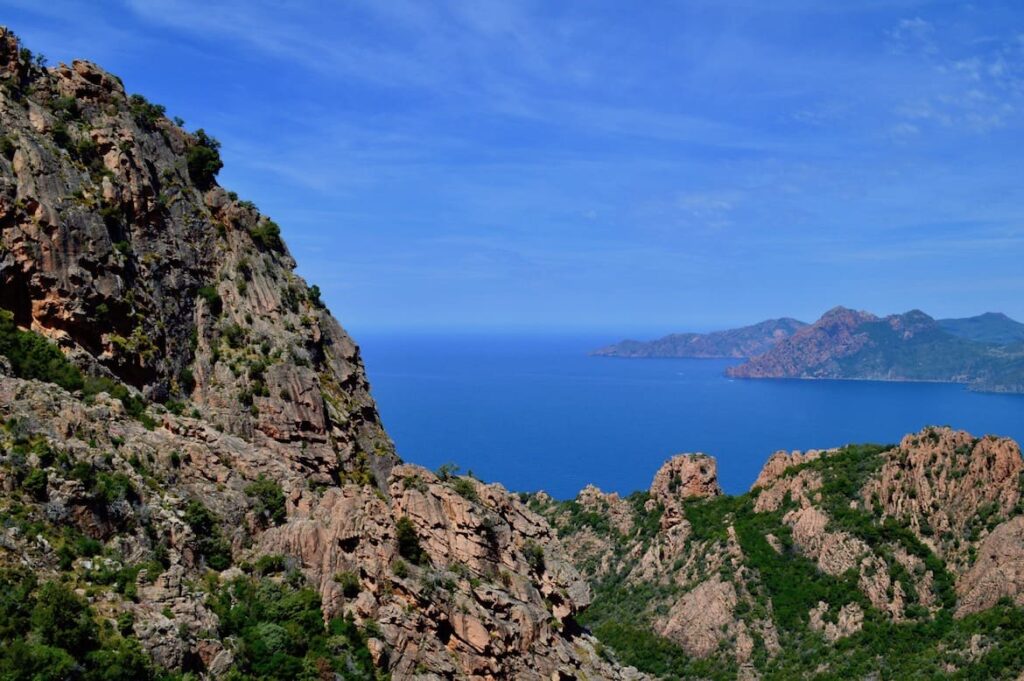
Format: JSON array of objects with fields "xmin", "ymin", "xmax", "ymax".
[
  {"xmin": 186, "ymin": 129, "xmax": 223, "ymax": 189},
  {"xmin": 564, "ymin": 443, "xmax": 1024, "ymax": 679},
  {"xmin": 0, "ymin": 569, "xmax": 158, "ymax": 681},
  {"xmin": 0, "ymin": 310, "xmax": 157, "ymax": 427}
]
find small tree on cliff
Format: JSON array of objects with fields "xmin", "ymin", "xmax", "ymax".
[{"xmin": 187, "ymin": 129, "xmax": 223, "ymax": 189}]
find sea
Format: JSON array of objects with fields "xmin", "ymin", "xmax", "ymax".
[{"xmin": 358, "ymin": 333, "xmax": 1024, "ymax": 498}]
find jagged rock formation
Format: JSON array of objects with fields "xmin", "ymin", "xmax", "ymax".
[
  {"xmin": 649, "ymin": 453, "xmax": 721, "ymax": 530},
  {"xmin": 726, "ymin": 306, "xmax": 1024, "ymax": 393},
  {"xmin": 593, "ymin": 318, "xmax": 807, "ymax": 358},
  {"xmin": 532, "ymin": 426, "xmax": 1024, "ymax": 679},
  {"xmin": 0, "ymin": 26, "xmax": 394, "ymax": 484},
  {"xmin": 0, "ymin": 27, "xmax": 642, "ymax": 680}
]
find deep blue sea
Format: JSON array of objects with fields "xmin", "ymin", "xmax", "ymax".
[{"xmin": 358, "ymin": 333, "xmax": 1024, "ymax": 498}]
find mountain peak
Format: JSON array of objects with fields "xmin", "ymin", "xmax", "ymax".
[{"xmin": 818, "ymin": 305, "xmax": 875, "ymax": 323}]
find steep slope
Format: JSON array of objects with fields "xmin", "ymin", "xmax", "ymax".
[
  {"xmin": 0, "ymin": 26, "xmax": 394, "ymax": 485},
  {"xmin": 726, "ymin": 306, "xmax": 1024, "ymax": 392},
  {"xmin": 939, "ymin": 312, "xmax": 1024, "ymax": 345},
  {"xmin": 0, "ymin": 27, "xmax": 642, "ymax": 680},
  {"xmin": 593, "ymin": 318, "xmax": 806, "ymax": 359},
  {"xmin": 531, "ymin": 427, "xmax": 1024, "ymax": 679}
]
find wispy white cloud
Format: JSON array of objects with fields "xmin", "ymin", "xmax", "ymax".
[
  {"xmin": 886, "ymin": 17, "xmax": 938, "ymax": 55},
  {"xmin": 8, "ymin": 0, "xmax": 1024, "ymax": 326},
  {"xmin": 887, "ymin": 16, "xmax": 1024, "ymax": 133}
]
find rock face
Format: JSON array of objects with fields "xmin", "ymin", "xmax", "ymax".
[
  {"xmin": 593, "ymin": 317, "xmax": 807, "ymax": 358},
  {"xmin": 659, "ymin": 576, "xmax": 738, "ymax": 657},
  {"xmin": 957, "ymin": 517, "xmax": 1024, "ymax": 616},
  {"xmin": 649, "ymin": 453, "xmax": 721, "ymax": 529},
  {"xmin": 808, "ymin": 601, "xmax": 864, "ymax": 641},
  {"xmin": 862, "ymin": 428, "xmax": 1023, "ymax": 574},
  {"xmin": 257, "ymin": 464, "xmax": 628, "ymax": 680},
  {"xmin": 0, "ymin": 25, "xmax": 394, "ymax": 485},
  {"xmin": 725, "ymin": 306, "xmax": 1024, "ymax": 393},
  {"xmin": 0, "ymin": 27, "xmax": 641, "ymax": 680}
]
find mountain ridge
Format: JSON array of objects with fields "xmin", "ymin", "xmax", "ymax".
[
  {"xmin": 593, "ymin": 317, "xmax": 807, "ymax": 358},
  {"xmin": 726, "ymin": 306, "xmax": 1024, "ymax": 393}
]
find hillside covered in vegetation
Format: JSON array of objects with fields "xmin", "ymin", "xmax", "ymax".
[
  {"xmin": 727, "ymin": 307, "xmax": 1024, "ymax": 394},
  {"xmin": 530, "ymin": 426, "xmax": 1024, "ymax": 679}
]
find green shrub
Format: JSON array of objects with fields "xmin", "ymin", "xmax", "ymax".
[
  {"xmin": 0, "ymin": 135, "xmax": 15, "ymax": 160},
  {"xmin": 395, "ymin": 516, "xmax": 427, "ymax": 566},
  {"xmin": 183, "ymin": 500, "xmax": 232, "ymax": 570},
  {"xmin": 244, "ymin": 475, "xmax": 287, "ymax": 526},
  {"xmin": 250, "ymin": 219, "xmax": 283, "ymax": 252},
  {"xmin": 253, "ymin": 554, "xmax": 287, "ymax": 576},
  {"xmin": 127, "ymin": 94, "xmax": 166, "ymax": 130},
  {"xmin": 21, "ymin": 469, "xmax": 47, "ymax": 501},
  {"xmin": 94, "ymin": 472, "xmax": 137, "ymax": 504},
  {"xmin": 222, "ymin": 323, "xmax": 245, "ymax": 349},
  {"xmin": 435, "ymin": 462, "xmax": 459, "ymax": 481},
  {"xmin": 523, "ymin": 541, "xmax": 545, "ymax": 574},
  {"xmin": 0, "ymin": 310, "xmax": 84, "ymax": 392},
  {"xmin": 208, "ymin": 573, "xmax": 379, "ymax": 680},
  {"xmin": 186, "ymin": 129, "xmax": 223, "ymax": 189},
  {"xmin": 334, "ymin": 570, "xmax": 361, "ymax": 598},
  {"xmin": 451, "ymin": 476, "xmax": 479, "ymax": 503},
  {"xmin": 30, "ymin": 581, "xmax": 97, "ymax": 656},
  {"xmin": 51, "ymin": 121, "xmax": 71, "ymax": 150},
  {"xmin": 307, "ymin": 285, "xmax": 323, "ymax": 308},
  {"xmin": 197, "ymin": 285, "xmax": 223, "ymax": 316},
  {"xmin": 50, "ymin": 96, "xmax": 80, "ymax": 121},
  {"xmin": 178, "ymin": 367, "xmax": 195, "ymax": 394}
]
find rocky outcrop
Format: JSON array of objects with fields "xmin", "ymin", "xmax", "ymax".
[
  {"xmin": 862, "ymin": 427, "xmax": 1023, "ymax": 572},
  {"xmin": 752, "ymin": 448, "xmax": 827, "ymax": 512},
  {"xmin": 0, "ymin": 25, "xmax": 395, "ymax": 485},
  {"xmin": 649, "ymin": 453, "xmax": 721, "ymax": 530},
  {"xmin": 957, "ymin": 517, "xmax": 1024, "ymax": 616},
  {"xmin": 534, "ymin": 426, "xmax": 1024, "ymax": 677},
  {"xmin": 808, "ymin": 601, "xmax": 864, "ymax": 641},
  {"xmin": 0, "ymin": 366, "xmax": 642, "ymax": 679},
  {"xmin": 658, "ymin": 576, "xmax": 738, "ymax": 657},
  {"xmin": 752, "ymin": 448, "xmax": 826, "ymax": 490},
  {"xmin": 253, "ymin": 464, "xmax": 634, "ymax": 679},
  {"xmin": 578, "ymin": 484, "xmax": 635, "ymax": 536}
]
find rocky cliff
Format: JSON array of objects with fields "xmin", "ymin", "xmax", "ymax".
[
  {"xmin": 531, "ymin": 426, "xmax": 1024, "ymax": 679},
  {"xmin": 593, "ymin": 318, "xmax": 807, "ymax": 359},
  {"xmin": 0, "ymin": 27, "xmax": 641, "ymax": 680}
]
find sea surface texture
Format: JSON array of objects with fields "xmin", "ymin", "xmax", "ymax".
[{"xmin": 361, "ymin": 333, "xmax": 1024, "ymax": 497}]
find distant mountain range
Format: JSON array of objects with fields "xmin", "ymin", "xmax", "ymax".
[
  {"xmin": 592, "ymin": 317, "xmax": 808, "ymax": 358},
  {"xmin": 596, "ymin": 307, "xmax": 1024, "ymax": 393}
]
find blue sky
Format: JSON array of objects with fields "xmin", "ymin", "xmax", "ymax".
[{"xmin": 5, "ymin": 1, "xmax": 1024, "ymax": 335}]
